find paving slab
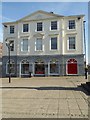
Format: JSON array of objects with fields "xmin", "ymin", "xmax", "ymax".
[{"xmin": 0, "ymin": 76, "xmax": 89, "ymax": 119}]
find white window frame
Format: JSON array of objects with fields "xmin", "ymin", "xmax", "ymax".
[
  {"xmin": 6, "ymin": 39, "xmax": 15, "ymax": 52},
  {"xmin": 50, "ymin": 20, "xmax": 59, "ymax": 31},
  {"xmin": 67, "ymin": 36, "xmax": 76, "ymax": 50},
  {"xmin": 10, "ymin": 40, "xmax": 14, "ymax": 51},
  {"xmin": 6, "ymin": 59, "xmax": 15, "ymax": 74},
  {"xmin": 22, "ymin": 23, "xmax": 29, "ymax": 33},
  {"xmin": 35, "ymin": 37, "xmax": 43, "ymax": 51},
  {"xmin": 50, "ymin": 36, "xmax": 58, "ymax": 51},
  {"xmin": 36, "ymin": 22, "xmax": 44, "ymax": 32},
  {"xmin": 21, "ymin": 39, "xmax": 29, "ymax": 52},
  {"xmin": 20, "ymin": 59, "xmax": 30, "ymax": 75},
  {"xmin": 67, "ymin": 20, "xmax": 76, "ymax": 30},
  {"xmin": 48, "ymin": 60, "xmax": 59, "ymax": 75},
  {"xmin": 10, "ymin": 25, "xmax": 15, "ymax": 34}
]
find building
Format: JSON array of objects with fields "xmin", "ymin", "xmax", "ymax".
[
  {"xmin": 2, "ymin": 10, "xmax": 85, "ymax": 77},
  {"xmin": 0, "ymin": 42, "xmax": 3, "ymax": 77}
]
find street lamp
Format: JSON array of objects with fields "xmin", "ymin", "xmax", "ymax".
[
  {"xmin": 5, "ymin": 39, "xmax": 12, "ymax": 83},
  {"xmin": 83, "ymin": 21, "xmax": 87, "ymax": 79}
]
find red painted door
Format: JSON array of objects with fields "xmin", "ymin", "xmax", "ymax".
[{"xmin": 67, "ymin": 59, "xmax": 77, "ymax": 74}]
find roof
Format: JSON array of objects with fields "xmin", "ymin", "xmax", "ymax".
[
  {"xmin": 66, "ymin": 14, "xmax": 85, "ymax": 18},
  {"xmin": 18, "ymin": 10, "xmax": 64, "ymax": 21},
  {"xmin": 3, "ymin": 10, "xmax": 85, "ymax": 25}
]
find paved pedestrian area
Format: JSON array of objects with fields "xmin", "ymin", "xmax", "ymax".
[{"xmin": 0, "ymin": 76, "xmax": 89, "ymax": 119}]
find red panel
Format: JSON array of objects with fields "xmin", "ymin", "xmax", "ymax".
[
  {"xmin": 36, "ymin": 71, "xmax": 44, "ymax": 74},
  {"xmin": 67, "ymin": 63, "xmax": 77, "ymax": 74}
]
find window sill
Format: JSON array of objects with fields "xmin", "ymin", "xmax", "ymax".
[
  {"xmin": 67, "ymin": 49, "xmax": 76, "ymax": 51},
  {"xmin": 35, "ymin": 30, "xmax": 44, "ymax": 32},
  {"xmin": 21, "ymin": 51, "xmax": 29, "ymax": 52},
  {"xmin": 10, "ymin": 51, "xmax": 14, "ymax": 52},
  {"xmin": 50, "ymin": 49, "xmax": 58, "ymax": 51},
  {"xmin": 50, "ymin": 29, "xmax": 59, "ymax": 31},
  {"xmin": 10, "ymin": 33, "xmax": 15, "ymax": 34},
  {"xmin": 22, "ymin": 31, "xmax": 30, "ymax": 33},
  {"xmin": 67, "ymin": 29, "xmax": 76, "ymax": 31},
  {"xmin": 35, "ymin": 50, "xmax": 44, "ymax": 52},
  {"xmin": 8, "ymin": 33, "xmax": 16, "ymax": 36}
]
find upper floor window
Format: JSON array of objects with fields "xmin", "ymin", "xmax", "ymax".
[
  {"xmin": 10, "ymin": 26, "xmax": 14, "ymax": 34},
  {"xmin": 10, "ymin": 41, "xmax": 14, "ymax": 51},
  {"xmin": 69, "ymin": 20, "xmax": 75, "ymax": 29},
  {"xmin": 21, "ymin": 39, "xmax": 28, "ymax": 51},
  {"xmin": 51, "ymin": 37, "xmax": 57, "ymax": 50},
  {"xmin": 37, "ymin": 22, "xmax": 42, "ymax": 31},
  {"xmin": 23, "ymin": 24, "xmax": 29, "ymax": 32},
  {"xmin": 51, "ymin": 21, "xmax": 57, "ymax": 30},
  {"xmin": 68, "ymin": 37, "xmax": 76, "ymax": 50},
  {"xmin": 35, "ymin": 38, "xmax": 42, "ymax": 51}
]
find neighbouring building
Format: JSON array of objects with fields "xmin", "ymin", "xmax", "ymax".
[
  {"xmin": 2, "ymin": 10, "xmax": 85, "ymax": 77},
  {"xmin": 0, "ymin": 42, "xmax": 3, "ymax": 77}
]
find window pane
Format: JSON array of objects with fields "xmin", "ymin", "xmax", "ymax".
[
  {"xmin": 51, "ymin": 21, "xmax": 57, "ymax": 30},
  {"xmin": 50, "ymin": 61, "xmax": 59, "ymax": 73},
  {"xmin": 51, "ymin": 37, "xmax": 57, "ymax": 50},
  {"xmin": 7, "ymin": 60, "xmax": 15, "ymax": 74},
  {"xmin": 23, "ymin": 24, "xmax": 29, "ymax": 32},
  {"xmin": 69, "ymin": 20, "xmax": 75, "ymax": 29},
  {"xmin": 10, "ymin": 41, "xmax": 14, "ymax": 51},
  {"xmin": 10, "ymin": 26, "xmax": 14, "ymax": 34},
  {"xmin": 69, "ymin": 37, "xmax": 75, "ymax": 49},
  {"xmin": 21, "ymin": 64, "xmax": 29, "ymax": 74},
  {"xmin": 37, "ymin": 22, "xmax": 42, "ymax": 31},
  {"xmin": 21, "ymin": 39, "xmax": 28, "ymax": 51},
  {"xmin": 36, "ymin": 38, "xmax": 42, "ymax": 50}
]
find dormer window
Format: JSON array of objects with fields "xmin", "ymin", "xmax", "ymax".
[
  {"xmin": 23, "ymin": 24, "xmax": 29, "ymax": 32},
  {"xmin": 10, "ymin": 26, "xmax": 14, "ymax": 34},
  {"xmin": 68, "ymin": 20, "xmax": 75, "ymax": 29},
  {"xmin": 37, "ymin": 22, "xmax": 42, "ymax": 31}
]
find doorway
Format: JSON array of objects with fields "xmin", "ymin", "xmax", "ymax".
[
  {"xmin": 35, "ymin": 62, "xmax": 45, "ymax": 75},
  {"xmin": 67, "ymin": 59, "xmax": 77, "ymax": 75}
]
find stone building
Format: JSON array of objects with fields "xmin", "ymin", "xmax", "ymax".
[{"xmin": 2, "ymin": 10, "xmax": 85, "ymax": 77}]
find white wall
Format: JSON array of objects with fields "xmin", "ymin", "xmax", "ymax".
[{"xmin": 3, "ymin": 13, "xmax": 84, "ymax": 56}]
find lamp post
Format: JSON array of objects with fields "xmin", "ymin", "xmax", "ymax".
[
  {"xmin": 83, "ymin": 21, "xmax": 87, "ymax": 79},
  {"xmin": 5, "ymin": 39, "xmax": 12, "ymax": 83}
]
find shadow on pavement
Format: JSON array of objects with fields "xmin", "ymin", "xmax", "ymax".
[
  {"xmin": 1, "ymin": 86, "xmax": 90, "ymax": 96},
  {"xmin": 1, "ymin": 118, "xmax": 89, "ymax": 120}
]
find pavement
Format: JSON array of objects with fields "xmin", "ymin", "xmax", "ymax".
[{"xmin": 0, "ymin": 76, "xmax": 90, "ymax": 119}]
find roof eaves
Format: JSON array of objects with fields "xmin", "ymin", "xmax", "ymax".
[{"xmin": 66, "ymin": 14, "xmax": 85, "ymax": 17}]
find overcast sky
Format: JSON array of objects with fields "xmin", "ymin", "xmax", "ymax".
[{"xmin": 1, "ymin": 2, "xmax": 89, "ymax": 63}]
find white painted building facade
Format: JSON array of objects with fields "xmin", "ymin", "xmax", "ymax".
[{"xmin": 2, "ymin": 10, "xmax": 85, "ymax": 77}]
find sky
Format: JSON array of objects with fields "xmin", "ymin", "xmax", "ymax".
[{"xmin": 1, "ymin": 2, "xmax": 89, "ymax": 63}]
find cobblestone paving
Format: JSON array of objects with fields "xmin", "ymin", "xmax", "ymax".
[{"xmin": 0, "ymin": 76, "xmax": 89, "ymax": 119}]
